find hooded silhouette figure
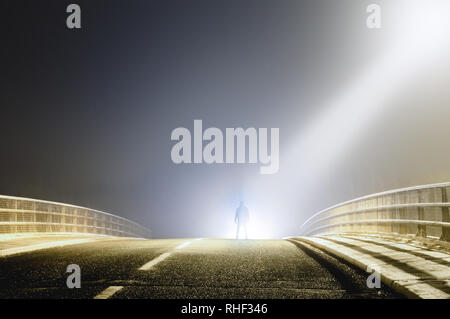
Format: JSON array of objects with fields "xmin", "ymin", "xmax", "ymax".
[{"xmin": 235, "ymin": 201, "xmax": 249, "ymax": 239}]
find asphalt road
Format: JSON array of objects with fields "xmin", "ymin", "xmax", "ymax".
[{"xmin": 0, "ymin": 237, "xmax": 403, "ymax": 299}]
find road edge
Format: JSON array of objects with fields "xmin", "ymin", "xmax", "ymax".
[{"xmin": 296, "ymin": 237, "xmax": 421, "ymax": 299}]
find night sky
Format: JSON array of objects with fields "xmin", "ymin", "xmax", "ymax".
[{"xmin": 1, "ymin": 1, "xmax": 450, "ymax": 238}]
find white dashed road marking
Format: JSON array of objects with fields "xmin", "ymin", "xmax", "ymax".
[
  {"xmin": 138, "ymin": 252, "xmax": 172, "ymax": 270},
  {"xmin": 93, "ymin": 239, "xmax": 202, "ymax": 299},
  {"xmin": 139, "ymin": 238, "xmax": 201, "ymax": 271},
  {"xmin": 175, "ymin": 241, "xmax": 192, "ymax": 249},
  {"xmin": 94, "ymin": 286, "xmax": 124, "ymax": 299}
]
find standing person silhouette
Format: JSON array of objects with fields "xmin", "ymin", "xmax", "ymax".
[{"xmin": 235, "ymin": 201, "xmax": 249, "ymax": 239}]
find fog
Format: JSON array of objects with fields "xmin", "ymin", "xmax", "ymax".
[{"xmin": 2, "ymin": 0, "xmax": 450, "ymax": 238}]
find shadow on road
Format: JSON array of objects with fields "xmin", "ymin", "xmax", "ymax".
[{"xmin": 286, "ymin": 238, "xmax": 404, "ymax": 299}]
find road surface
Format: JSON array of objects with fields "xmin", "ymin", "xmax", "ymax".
[{"xmin": 0, "ymin": 237, "xmax": 403, "ymax": 299}]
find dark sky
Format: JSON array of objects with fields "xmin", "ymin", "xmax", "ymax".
[{"xmin": 1, "ymin": 1, "xmax": 450, "ymax": 238}]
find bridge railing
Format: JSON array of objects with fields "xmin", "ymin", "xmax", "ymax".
[
  {"xmin": 300, "ymin": 182, "xmax": 450, "ymax": 242},
  {"xmin": 0, "ymin": 195, "xmax": 151, "ymax": 238}
]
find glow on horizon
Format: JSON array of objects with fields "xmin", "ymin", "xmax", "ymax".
[{"xmin": 221, "ymin": 201, "xmax": 277, "ymax": 239}]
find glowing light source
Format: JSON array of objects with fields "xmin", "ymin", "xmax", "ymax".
[{"xmin": 222, "ymin": 200, "xmax": 276, "ymax": 239}]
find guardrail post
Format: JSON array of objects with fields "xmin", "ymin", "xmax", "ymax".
[
  {"xmin": 416, "ymin": 206, "xmax": 427, "ymax": 237},
  {"xmin": 416, "ymin": 191, "xmax": 427, "ymax": 237},
  {"xmin": 13, "ymin": 199, "xmax": 18, "ymax": 233},
  {"xmin": 416, "ymin": 190, "xmax": 427, "ymax": 238},
  {"xmin": 440, "ymin": 187, "xmax": 450, "ymax": 241},
  {"xmin": 398, "ymin": 207, "xmax": 407, "ymax": 234}
]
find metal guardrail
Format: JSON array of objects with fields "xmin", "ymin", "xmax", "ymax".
[
  {"xmin": 0, "ymin": 195, "xmax": 151, "ymax": 238},
  {"xmin": 300, "ymin": 182, "xmax": 450, "ymax": 241}
]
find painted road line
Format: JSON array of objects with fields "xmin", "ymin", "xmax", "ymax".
[
  {"xmin": 138, "ymin": 239, "xmax": 202, "ymax": 271},
  {"xmin": 139, "ymin": 252, "xmax": 172, "ymax": 270},
  {"xmin": 0, "ymin": 238, "xmax": 99, "ymax": 257},
  {"xmin": 94, "ymin": 286, "xmax": 124, "ymax": 299},
  {"xmin": 175, "ymin": 241, "xmax": 192, "ymax": 249},
  {"xmin": 175, "ymin": 238, "xmax": 203, "ymax": 249}
]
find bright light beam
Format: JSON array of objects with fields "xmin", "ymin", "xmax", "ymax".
[
  {"xmin": 294, "ymin": 0, "xmax": 450, "ymax": 186},
  {"xmin": 246, "ymin": 0, "xmax": 450, "ymax": 234}
]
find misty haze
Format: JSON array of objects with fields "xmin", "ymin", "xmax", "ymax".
[{"xmin": 2, "ymin": 0, "xmax": 450, "ymax": 239}]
